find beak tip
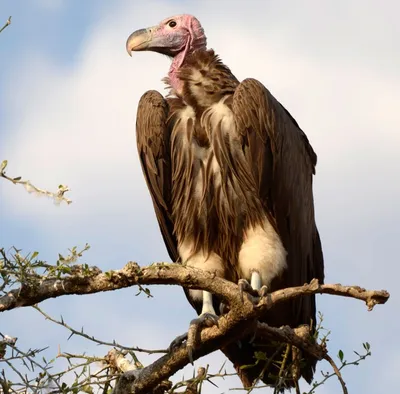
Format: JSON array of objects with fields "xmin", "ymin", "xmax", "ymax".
[
  {"xmin": 126, "ymin": 41, "xmax": 133, "ymax": 57},
  {"xmin": 126, "ymin": 27, "xmax": 153, "ymax": 56}
]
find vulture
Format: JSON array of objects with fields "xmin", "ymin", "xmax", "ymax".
[{"xmin": 126, "ymin": 14, "xmax": 324, "ymax": 390}]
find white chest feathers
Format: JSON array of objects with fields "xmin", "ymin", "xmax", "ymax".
[{"xmin": 171, "ymin": 99, "xmax": 287, "ymax": 287}]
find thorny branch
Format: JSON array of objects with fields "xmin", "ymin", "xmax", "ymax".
[
  {"xmin": 0, "ymin": 259, "xmax": 390, "ymax": 393},
  {"xmin": 0, "ymin": 160, "xmax": 72, "ymax": 205}
]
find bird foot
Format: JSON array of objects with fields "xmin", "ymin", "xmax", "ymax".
[
  {"xmin": 258, "ymin": 284, "xmax": 269, "ymax": 298},
  {"xmin": 168, "ymin": 332, "xmax": 188, "ymax": 353},
  {"xmin": 219, "ymin": 301, "xmax": 230, "ymax": 315},
  {"xmin": 186, "ymin": 313, "xmax": 219, "ymax": 364},
  {"xmin": 238, "ymin": 279, "xmax": 270, "ymax": 304},
  {"xmin": 238, "ymin": 279, "xmax": 258, "ymax": 302}
]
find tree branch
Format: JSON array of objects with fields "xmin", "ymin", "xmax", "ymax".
[
  {"xmin": 0, "ymin": 262, "xmax": 390, "ymax": 393},
  {"xmin": 0, "ymin": 263, "xmax": 389, "ymax": 313}
]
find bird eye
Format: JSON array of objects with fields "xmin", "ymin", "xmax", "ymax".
[{"xmin": 168, "ymin": 20, "xmax": 177, "ymax": 28}]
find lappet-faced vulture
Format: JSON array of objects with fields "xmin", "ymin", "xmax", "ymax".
[{"xmin": 126, "ymin": 14, "xmax": 324, "ymax": 390}]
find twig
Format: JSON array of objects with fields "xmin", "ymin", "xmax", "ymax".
[
  {"xmin": 0, "ymin": 160, "xmax": 72, "ymax": 205},
  {"xmin": 0, "ymin": 16, "xmax": 11, "ymax": 34},
  {"xmin": 33, "ymin": 305, "xmax": 166, "ymax": 356},
  {"xmin": 323, "ymin": 354, "xmax": 348, "ymax": 394}
]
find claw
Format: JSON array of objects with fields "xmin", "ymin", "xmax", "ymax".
[
  {"xmin": 259, "ymin": 285, "xmax": 269, "ymax": 298},
  {"xmin": 238, "ymin": 279, "xmax": 251, "ymax": 302},
  {"xmin": 187, "ymin": 344, "xmax": 194, "ymax": 364},
  {"xmin": 186, "ymin": 313, "xmax": 219, "ymax": 364},
  {"xmin": 168, "ymin": 333, "xmax": 188, "ymax": 353},
  {"xmin": 248, "ymin": 330, "xmax": 257, "ymax": 344},
  {"xmin": 219, "ymin": 301, "xmax": 230, "ymax": 315},
  {"xmin": 238, "ymin": 278, "xmax": 258, "ymax": 302}
]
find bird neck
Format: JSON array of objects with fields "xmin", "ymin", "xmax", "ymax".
[
  {"xmin": 168, "ymin": 37, "xmax": 207, "ymax": 96},
  {"xmin": 168, "ymin": 51, "xmax": 186, "ymax": 95}
]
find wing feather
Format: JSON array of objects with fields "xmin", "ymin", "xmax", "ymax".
[
  {"xmin": 136, "ymin": 90, "xmax": 178, "ymax": 262},
  {"xmin": 232, "ymin": 78, "xmax": 324, "ymax": 301},
  {"xmin": 228, "ymin": 78, "xmax": 324, "ymax": 385}
]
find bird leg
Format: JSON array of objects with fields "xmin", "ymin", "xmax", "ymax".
[
  {"xmin": 251, "ymin": 271, "xmax": 270, "ymax": 297},
  {"xmin": 186, "ymin": 291, "xmax": 219, "ymax": 363},
  {"xmin": 238, "ymin": 271, "xmax": 269, "ymax": 302},
  {"xmin": 238, "ymin": 279, "xmax": 258, "ymax": 301},
  {"xmin": 168, "ymin": 291, "xmax": 219, "ymax": 364}
]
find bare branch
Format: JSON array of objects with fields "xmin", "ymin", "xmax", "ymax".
[
  {"xmin": 0, "ymin": 262, "xmax": 390, "ymax": 313},
  {"xmin": 0, "ymin": 160, "xmax": 72, "ymax": 205},
  {"xmin": 33, "ymin": 305, "xmax": 166, "ymax": 356}
]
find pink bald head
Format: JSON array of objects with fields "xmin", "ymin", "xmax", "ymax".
[
  {"xmin": 126, "ymin": 15, "xmax": 207, "ymax": 93},
  {"xmin": 126, "ymin": 14, "xmax": 207, "ymax": 59}
]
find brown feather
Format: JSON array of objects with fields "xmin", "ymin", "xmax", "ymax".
[
  {"xmin": 219, "ymin": 79, "xmax": 324, "ymax": 389},
  {"xmin": 135, "ymin": 50, "xmax": 324, "ymax": 390}
]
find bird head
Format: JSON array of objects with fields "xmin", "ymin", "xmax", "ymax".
[{"xmin": 126, "ymin": 14, "xmax": 207, "ymax": 58}]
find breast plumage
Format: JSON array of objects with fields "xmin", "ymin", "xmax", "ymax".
[{"xmin": 127, "ymin": 14, "xmax": 324, "ymax": 390}]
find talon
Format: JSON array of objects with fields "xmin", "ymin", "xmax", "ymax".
[
  {"xmin": 238, "ymin": 278, "xmax": 252, "ymax": 302},
  {"xmin": 219, "ymin": 301, "xmax": 230, "ymax": 315},
  {"xmin": 248, "ymin": 330, "xmax": 257, "ymax": 344},
  {"xmin": 186, "ymin": 312, "xmax": 219, "ymax": 363},
  {"xmin": 168, "ymin": 333, "xmax": 187, "ymax": 353},
  {"xmin": 190, "ymin": 313, "xmax": 219, "ymax": 329},
  {"xmin": 187, "ymin": 345, "xmax": 194, "ymax": 364},
  {"xmin": 259, "ymin": 285, "xmax": 269, "ymax": 298},
  {"xmin": 238, "ymin": 278, "xmax": 258, "ymax": 302}
]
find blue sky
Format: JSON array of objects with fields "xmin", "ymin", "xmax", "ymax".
[{"xmin": 1, "ymin": 1, "xmax": 399, "ymax": 393}]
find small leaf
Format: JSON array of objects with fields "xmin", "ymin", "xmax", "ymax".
[
  {"xmin": 0, "ymin": 160, "xmax": 7, "ymax": 172},
  {"xmin": 254, "ymin": 351, "xmax": 267, "ymax": 361},
  {"xmin": 338, "ymin": 349, "xmax": 344, "ymax": 362}
]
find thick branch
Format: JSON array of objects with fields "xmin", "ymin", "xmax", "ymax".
[
  {"xmin": 114, "ymin": 311, "xmax": 257, "ymax": 394},
  {"xmin": 1, "ymin": 262, "xmax": 390, "ymax": 393},
  {"xmin": 0, "ymin": 263, "xmax": 243, "ymax": 312},
  {"xmin": 0, "ymin": 263, "xmax": 389, "ymax": 314},
  {"xmin": 257, "ymin": 278, "xmax": 390, "ymax": 312}
]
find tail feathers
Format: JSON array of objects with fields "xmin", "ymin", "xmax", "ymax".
[{"xmin": 222, "ymin": 331, "xmax": 317, "ymax": 391}]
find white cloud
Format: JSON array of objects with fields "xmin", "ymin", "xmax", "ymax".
[{"xmin": 1, "ymin": 0, "xmax": 398, "ymax": 393}]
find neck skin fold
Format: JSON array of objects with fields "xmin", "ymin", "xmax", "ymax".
[
  {"xmin": 167, "ymin": 34, "xmax": 206, "ymax": 95},
  {"xmin": 168, "ymin": 50, "xmax": 186, "ymax": 95}
]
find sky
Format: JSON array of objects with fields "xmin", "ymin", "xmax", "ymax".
[{"xmin": 0, "ymin": 0, "xmax": 399, "ymax": 392}]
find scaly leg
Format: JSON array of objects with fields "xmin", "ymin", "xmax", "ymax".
[
  {"xmin": 238, "ymin": 271, "xmax": 269, "ymax": 302},
  {"xmin": 251, "ymin": 271, "xmax": 269, "ymax": 297},
  {"xmin": 169, "ymin": 291, "xmax": 219, "ymax": 364}
]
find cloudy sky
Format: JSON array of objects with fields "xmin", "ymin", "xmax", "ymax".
[{"xmin": 1, "ymin": 0, "xmax": 398, "ymax": 392}]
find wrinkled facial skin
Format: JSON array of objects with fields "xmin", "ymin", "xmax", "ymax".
[{"xmin": 126, "ymin": 17, "xmax": 191, "ymax": 57}]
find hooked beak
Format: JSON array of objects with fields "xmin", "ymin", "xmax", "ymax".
[{"xmin": 126, "ymin": 27, "xmax": 157, "ymax": 56}]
